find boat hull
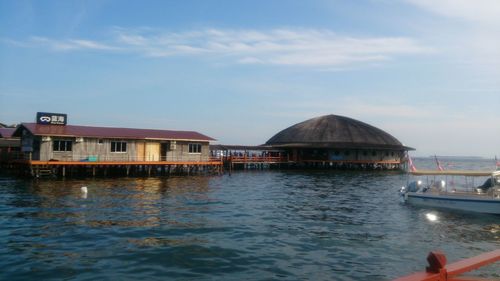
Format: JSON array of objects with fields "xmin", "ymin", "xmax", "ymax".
[{"xmin": 405, "ymin": 193, "xmax": 500, "ymax": 214}]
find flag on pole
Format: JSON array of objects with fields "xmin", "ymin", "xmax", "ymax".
[
  {"xmin": 435, "ymin": 155, "xmax": 444, "ymax": 171},
  {"xmin": 408, "ymin": 153, "xmax": 417, "ymax": 172}
]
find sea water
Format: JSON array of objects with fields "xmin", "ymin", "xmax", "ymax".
[{"xmin": 0, "ymin": 158, "xmax": 498, "ymax": 280}]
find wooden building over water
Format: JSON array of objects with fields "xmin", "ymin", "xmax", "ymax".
[
  {"xmin": 0, "ymin": 128, "xmax": 20, "ymax": 164},
  {"xmin": 209, "ymin": 114, "xmax": 413, "ymax": 170},
  {"xmin": 264, "ymin": 114, "xmax": 413, "ymax": 170},
  {"xmin": 10, "ymin": 112, "xmax": 221, "ymax": 177}
]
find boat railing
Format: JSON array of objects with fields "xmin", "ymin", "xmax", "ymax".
[
  {"xmin": 421, "ymin": 185, "xmax": 500, "ymax": 199},
  {"xmin": 393, "ymin": 249, "xmax": 500, "ymax": 281},
  {"xmin": 408, "ymin": 171, "xmax": 500, "ymax": 199}
]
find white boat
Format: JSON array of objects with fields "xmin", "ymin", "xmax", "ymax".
[{"xmin": 400, "ymin": 170, "xmax": 500, "ymax": 214}]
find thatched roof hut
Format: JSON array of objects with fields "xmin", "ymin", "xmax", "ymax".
[{"xmin": 266, "ymin": 114, "xmax": 411, "ymax": 150}]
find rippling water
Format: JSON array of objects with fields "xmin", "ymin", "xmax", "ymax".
[{"xmin": 1, "ymin": 158, "xmax": 499, "ymax": 280}]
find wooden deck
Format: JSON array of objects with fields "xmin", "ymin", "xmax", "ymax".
[
  {"xmin": 226, "ymin": 156, "xmax": 400, "ymax": 165},
  {"xmin": 26, "ymin": 159, "xmax": 223, "ymax": 166},
  {"xmin": 8, "ymin": 158, "xmax": 223, "ymax": 177},
  {"xmin": 227, "ymin": 156, "xmax": 289, "ymax": 164},
  {"xmin": 222, "ymin": 156, "xmax": 403, "ymax": 171},
  {"xmin": 6, "ymin": 154, "xmax": 406, "ymax": 176}
]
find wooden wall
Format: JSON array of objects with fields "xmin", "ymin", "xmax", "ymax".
[
  {"xmin": 165, "ymin": 141, "xmax": 210, "ymax": 162},
  {"xmin": 31, "ymin": 136, "xmax": 210, "ymax": 162}
]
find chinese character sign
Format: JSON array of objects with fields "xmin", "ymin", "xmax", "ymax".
[{"xmin": 36, "ymin": 112, "xmax": 67, "ymax": 125}]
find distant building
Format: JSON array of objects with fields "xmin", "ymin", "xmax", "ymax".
[
  {"xmin": 0, "ymin": 128, "xmax": 20, "ymax": 163},
  {"xmin": 265, "ymin": 114, "xmax": 413, "ymax": 169},
  {"xmin": 13, "ymin": 122, "xmax": 215, "ymax": 162}
]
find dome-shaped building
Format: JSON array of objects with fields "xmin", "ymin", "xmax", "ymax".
[{"xmin": 266, "ymin": 114, "xmax": 413, "ymax": 169}]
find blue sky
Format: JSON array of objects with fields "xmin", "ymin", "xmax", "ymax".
[{"xmin": 1, "ymin": 0, "xmax": 499, "ymax": 157}]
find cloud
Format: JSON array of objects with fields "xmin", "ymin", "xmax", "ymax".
[
  {"xmin": 406, "ymin": 0, "xmax": 500, "ymax": 26},
  {"xmin": 405, "ymin": 0, "xmax": 500, "ymax": 65},
  {"xmin": 3, "ymin": 28, "xmax": 432, "ymax": 68},
  {"xmin": 113, "ymin": 28, "xmax": 432, "ymax": 67},
  {"xmin": 28, "ymin": 36, "xmax": 118, "ymax": 51}
]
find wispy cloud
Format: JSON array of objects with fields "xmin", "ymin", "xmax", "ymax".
[
  {"xmin": 113, "ymin": 28, "xmax": 432, "ymax": 67},
  {"xmin": 3, "ymin": 28, "xmax": 432, "ymax": 68},
  {"xmin": 406, "ymin": 0, "xmax": 500, "ymax": 26},
  {"xmin": 405, "ymin": 0, "xmax": 500, "ymax": 65},
  {"xmin": 29, "ymin": 36, "xmax": 118, "ymax": 51}
]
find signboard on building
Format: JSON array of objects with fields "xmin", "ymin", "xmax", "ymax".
[{"xmin": 36, "ymin": 112, "xmax": 67, "ymax": 125}]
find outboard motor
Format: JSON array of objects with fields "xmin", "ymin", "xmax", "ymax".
[
  {"xmin": 476, "ymin": 178, "xmax": 493, "ymax": 193},
  {"xmin": 407, "ymin": 180, "xmax": 423, "ymax": 192},
  {"xmin": 400, "ymin": 180, "xmax": 422, "ymax": 203}
]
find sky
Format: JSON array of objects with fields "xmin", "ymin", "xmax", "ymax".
[{"xmin": 0, "ymin": 0, "xmax": 499, "ymax": 157}]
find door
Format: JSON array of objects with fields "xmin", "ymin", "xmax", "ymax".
[
  {"xmin": 136, "ymin": 142, "xmax": 145, "ymax": 161},
  {"xmin": 145, "ymin": 142, "xmax": 160, "ymax": 161}
]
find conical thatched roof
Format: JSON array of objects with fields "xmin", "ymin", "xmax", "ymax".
[{"xmin": 266, "ymin": 114, "xmax": 410, "ymax": 150}]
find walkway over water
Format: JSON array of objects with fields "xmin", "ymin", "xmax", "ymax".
[
  {"xmin": 4, "ymin": 146, "xmax": 405, "ymax": 177},
  {"xmin": 9, "ymin": 158, "xmax": 223, "ymax": 177},
  {"xmin": 211, "ymin": 144, "xmax": 404, "ymax": 171}
]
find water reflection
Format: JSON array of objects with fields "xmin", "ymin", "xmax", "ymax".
[
  {"xmin": 425, "ymin": 212, "xmax": 438, "ymax": 222},
  {"xmin": 6, "ymin": 176, "xmax": 215, "ymax": 231}
]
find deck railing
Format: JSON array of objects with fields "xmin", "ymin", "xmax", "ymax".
[
  {"xmin": 394, "ymin": 249, "xmax": 500, "ymax": 281},
  {"xmin": 7, "ymin": 153, "xmax": 222, "ymax": 163},
  {"xmin": 225, "ymin": 156, "xmax": 289, "ymax": 163}
]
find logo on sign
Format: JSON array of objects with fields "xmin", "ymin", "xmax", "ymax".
[
  {"xmin": 36, "ymin": 112, "xmax": 67, "ymax": 125},
  {"xmin": 39, "ymin": 116, "xmax": 52, "ymax": 123}
]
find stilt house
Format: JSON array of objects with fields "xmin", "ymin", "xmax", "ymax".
[{"xmin": 13, "ymin": 121, "xmax": 215, "ymax": 163}]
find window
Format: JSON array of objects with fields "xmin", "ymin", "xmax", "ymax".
[
  {"xmin": 111, "ymin": 141, "xmax": 127, "ymax": 152},
  {"xmin": 188, "ymin": 143, "xmax": 202, "ymax": 153},
  {"xmin": 98, "ymin": 139, "xmax": 104, "ymax": 145},
  {"xmin": 53, "ymin": 140, "xmax": 72, "ymax": 152}
]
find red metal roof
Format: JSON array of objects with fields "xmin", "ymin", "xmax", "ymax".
[
  {"xmin": 16, "ymin": 123, "xmax": 215, "ymax": 141},
  {"xmin": 0, "ymin": 128, "xmax": 16, "ymax": 138}
]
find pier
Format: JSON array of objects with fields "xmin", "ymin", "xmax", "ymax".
[
  {"xmin": 211, "ymin": 143, "xmax": 405, "ymax": 171},
  {"xmin": 12, "ymin": 158, "xmax": 223, "ymax": 178},
  {"xmin": 3, "ymin": 154, "xmax": 404, "ymax": 178}
]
